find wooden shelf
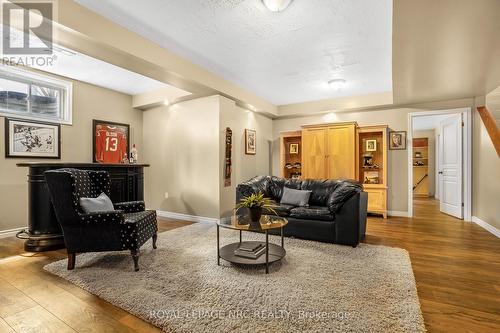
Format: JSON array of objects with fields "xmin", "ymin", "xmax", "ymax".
[
  {"xmin": 356, "ymin": 125, "xmax": 388, "ymax": 218},
  {"xmin": 413, "ymin": 137, "xmax": 429, "ymax": 196},
  {"xmin": 280, "ymin": 131, "xmax": 302, "ymax": 179}
]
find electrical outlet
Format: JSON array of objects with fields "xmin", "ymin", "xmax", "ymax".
[{"xmin": 164, "ymin": 192, "xmax": 169, "ymax": 199}]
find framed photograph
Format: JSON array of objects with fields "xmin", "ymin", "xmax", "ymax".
[
  {"xmin": 289, "ymin": 143, "xmax": 299, "ymax": 154},
  {"xmin": 363, "ymin": 171, "xmax": 380, "ymax": 184},
  {"xmin": 389, "ymin": 131, "xmax": 407, "ymax": 150},
  {"xmin": 365, "ymin": 139, "xmax": 377, "ymax": 152},
  {"xmin": 245, "ymin": 129, "xmax": 256, "ymax": 155},
  {"xmin": 93, "ymin": 119, "xmax": 130, "ymax": 164},
  {"xmin": 5, "ymin": 118, "xmax": 61, "ymax": 158}
]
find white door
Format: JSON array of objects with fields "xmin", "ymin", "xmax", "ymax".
[
  {"xmin": 436, "ymin": 134, "xmax": 442, "ymax": 200},
  {"xmin": 439, "ymin": 115, "xmax": 463, "ymax": 218}
]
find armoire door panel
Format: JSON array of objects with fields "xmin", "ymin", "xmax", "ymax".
[
  {"xmin": 302, "ymin": 129, "xmax": 327, "ymax": 179},
  {"xmin": 327, "ymin": 126, "xmax": 355, "ymax": 179}
]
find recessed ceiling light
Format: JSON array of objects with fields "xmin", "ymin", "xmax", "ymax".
[
  {"xmin": 328, "ymin": 79, "xmax": 346, "ymax": 90},
  {"xmin": 163, "ymin": 99, "xmax": 170, "ymax": 105},
  {"xmin": 262, "ymin": 0, "xmax": 293, "ymax": 12}
]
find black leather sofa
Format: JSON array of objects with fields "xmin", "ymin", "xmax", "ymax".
[{"xmin": 236, "ymin": 176, "xmax": 368, "ymax": 247}]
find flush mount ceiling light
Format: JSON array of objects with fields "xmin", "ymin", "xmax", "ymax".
[
  {"xmin": 262, "ymin": 0, "xmax": 293, "ymax": 12},
  {"xmin": 328, "ymin": 79, "xmax": 346, "ymax": 90}
]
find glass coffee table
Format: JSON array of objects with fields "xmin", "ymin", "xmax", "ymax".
[{"xmin": 216, "ymin": 215, "xmax": 288, "ymax": 274}]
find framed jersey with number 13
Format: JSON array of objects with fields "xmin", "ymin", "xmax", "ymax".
[{"xmin": 92, "ymin": 119, "xmax": 130, "ymax": 164}]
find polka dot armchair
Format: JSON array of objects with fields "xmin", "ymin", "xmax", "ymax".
[{"xmin": 44, "ymin": 168, "xmax": 158, "ymax": 271}]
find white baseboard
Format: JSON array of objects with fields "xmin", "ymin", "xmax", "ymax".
[
  {"xmin": 219, "ymin": 216, "xmax": 231, "ymax": 223},
  {"xmin": 388, "ymin": 211, "xmax": 409, "ymax": 217},
  {"xmin": 472, "ymin": 216, "xmax": 500, "ymax": 238},
  {"xmin": 156, "ymin": 210, "xmax": 219, "ymax": 224},
  {"xmin": 0, "ymin": 227, "xmax": 25, "ymax": 239}
]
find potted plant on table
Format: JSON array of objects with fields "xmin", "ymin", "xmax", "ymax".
[{"xmin": 235, "ymin": 192, "xmax": 277, "ymax": 226}]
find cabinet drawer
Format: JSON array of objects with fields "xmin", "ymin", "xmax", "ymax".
[{"xmin": 365, "ymin": 188, "xmax": 386, "ymax": 211}]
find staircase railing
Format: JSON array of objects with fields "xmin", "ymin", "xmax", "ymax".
[
  {"xmin": 477, "ymin": 106, "xmax": 500, "ymax": 157},
  {"xmin": 413, "ymin": 174, "xmax": 428, "ymax": 191}
]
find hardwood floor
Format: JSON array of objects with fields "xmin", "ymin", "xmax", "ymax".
[
  {"xmin": 0, "ymin": 199, "xmax": 498, "ymax": 332},
  {"xmin": 0, "ymin": 220, "xmax": 191, "ymax": 333},
  {"xmin": 365, "ymin": 197, "xmax": 500, "ymax": 332}
]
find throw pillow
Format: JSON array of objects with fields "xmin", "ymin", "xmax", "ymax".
[
  {"xmin": 80, "ymin": 192, "xmax": 114, "ymax": 213},
  {"xmin": 280, "ymin": 187, "xmax": 312, "ymax": 207}
]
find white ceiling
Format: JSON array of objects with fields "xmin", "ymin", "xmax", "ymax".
[
  {"xmin": 393, "ymin": 0, "xmax": 500, "ymax": 104},
  {"xmin": 75, "ymin": 0, "xmax": 393, "ymax": 105},
  {"xmin": 34, "ymin": 46, "xmax": 186, "ymax": 96},
  {"xmin": 1, "ymin": 24, "xmax": 189, "ymax": 96}
]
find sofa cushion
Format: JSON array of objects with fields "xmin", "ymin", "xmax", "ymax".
[
  {"xmin": 300, "ymin": 179, "xmax": 343, "ymax": 206},
  {"xmin": 280, "ymin": 187, "xmax": 312, "ymax": 206},
  {"xmin": 268, "ymin": 177, "xmax": 302, "ymax": 201},
  {"xmin": 79, "ymin": 192, "xmax": 114, "ymax": 214},
  {"xmin": 290, "ymin": 206, "xmax": 334, "ymax": 221},
  {"xmin": 268, "ymin": 176, "xmax": 285, "ymax": 200},
  {"xmin": 264, "ymin": 203, "xmax": 295, "ymax": 217}
]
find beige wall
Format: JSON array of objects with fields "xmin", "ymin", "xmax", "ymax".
[
  {"xmin": 0, "ymin": 77, "xmax": 142, "ymax": 232},
  {"xmin": 219, "ymin": 97, "xmax": 273, "ymax": 218},
  {"xmin": 142, "ymin": 96, "xmax": 221, "ymax": 218},
  {"xmin": 142, "ymin": 95, "xmax": 272, "ymax": 219},
  {"xmin": 413, "ymin": 130, "xmax": 436, "ymax": 197},
  {"xmin": 473, "ymin": 100, "xmax": 500, "ymax": 229}
]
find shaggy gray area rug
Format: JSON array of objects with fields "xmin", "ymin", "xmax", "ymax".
[{"xmin": 44, "ymin": 223, "xmax": 425, "ymax": 333}]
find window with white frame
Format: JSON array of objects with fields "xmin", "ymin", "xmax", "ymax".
[{"xmin": 0, "ymin": 66, "xmax": 72, "ymax": 124}]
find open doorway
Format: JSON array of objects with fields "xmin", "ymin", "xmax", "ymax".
[{"xmin": 408, "ymin": 108, "xmax": 472, "ymax": 221}]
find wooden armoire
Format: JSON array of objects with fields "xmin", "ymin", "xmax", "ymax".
[{"xmin": 301, "ymin": 122, "xmax": 357, "ymax": 179}]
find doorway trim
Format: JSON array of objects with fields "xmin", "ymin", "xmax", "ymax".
[{"xmin": 407, "ymin": 107, "xmax": 472, "ymax": 221}]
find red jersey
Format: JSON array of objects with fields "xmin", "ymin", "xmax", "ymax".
[{"xmin": 95, "ymin": 125, "xmax": 127, "ymax": 163}]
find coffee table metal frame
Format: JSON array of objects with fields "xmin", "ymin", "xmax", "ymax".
[{"xmin": 216, "ymin": 215, "xmax": 287, "ymax": 274}]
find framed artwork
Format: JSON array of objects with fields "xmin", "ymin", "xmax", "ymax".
[
  {"xmin": 92, "ymin": 119, "xmax": 130, "ymax": 164},
  {"xmin": 365, "ymin": 139, "xmax": 377, "ymax": 152},
  {"xmin": 5, "ymin": 118, "xmax": 61, "ymax": 158},
  {"xmin": 224, "ymin": 127, "xmax": 232, "ymax": 187},
  {"xmin": 363, "ymin": 171, "xmax": 380, "ymax": 184},
  {"xmin": 289, "ymin": 143, "xmax": 299, "ymax": 154},
  {"xmin": 245, "ymin": 129, "xmax": 256, "ymax": 155},
  {"xmin": 389, "ymin": 131, "xmax": 407, "ymax": 150}
]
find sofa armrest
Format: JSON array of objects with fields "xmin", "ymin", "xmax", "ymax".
[
  {"xmin": 114, "ymin": 201, "xmax": 145, "ymax": 213},
  {"xmin": 327, "ymin": 181, "xmax": 364, "ymax": 213},
  {"xmin": 236, "ymin": 176, "xmax": 273, "ymax": 204},
  {"xmin": 79, "ymin": 210, "xmax": 124, "ymax": 225},
  {"xmin": 236, "ymin": 183, "xmax": 255, "ymax": 203},
  {"xmin": 334, "ymin": 192, "xmax": 368, "ymax": 247}
]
